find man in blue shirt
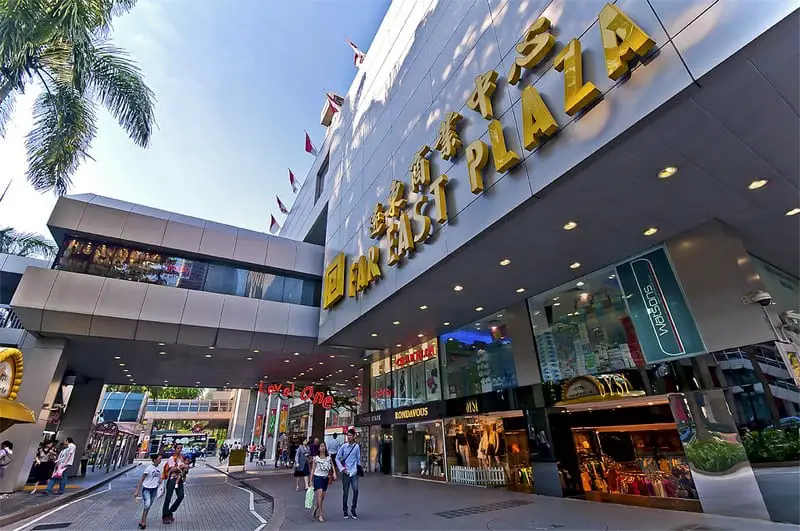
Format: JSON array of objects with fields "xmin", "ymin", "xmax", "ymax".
[
  {"xmin": 326, "ymin": 433, "xmax": 341, "ymax": 479},
  {"xmin": 335, "ymin": 429, "xmax": 361, "ymax": 519}
]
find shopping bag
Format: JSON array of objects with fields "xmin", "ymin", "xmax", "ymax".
[
  {"xmin": 157, "ymin": 483, "xmax": 166, "ymax": 499},
  {"xmin": 304, "ymin": 487, "xmax": 314, "ymax": 509},
  {"xmin": 51, "ymin": 465, "xmax": 65, "ymax": 479}
]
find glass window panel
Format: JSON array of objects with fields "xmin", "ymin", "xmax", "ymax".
[
  {"xmin": 204, "ymin": 264, "xmax": 248, "ymax": 296},
  {"xmin": 370, "ymin": 357, "xmax": 392, "ymax": 411},
  {"xmin": 175, "ymin": 260, "xmax": 208, "ymax": 291},
  {"xmin": 263, "ymin": 275, "xmax": 285, "ymax": 302},
  {"xmin": 282, "ymin": 277, "xmax": 303, "ymax": 304},
  {"xmin": 301, "ymin": 279, "xmax": 318, "ymax": 306}
]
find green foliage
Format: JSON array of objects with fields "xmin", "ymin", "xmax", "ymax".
[
  {"xmin": 0, "ymin": 227, "xmax": 57, "ymax": 257},
  {"xmin": 743, "ymin": 427, "xmax": 800, "ymax": 463},
  {"xmin": 0, "ymin": 0, "xmax": 155, "ymax": 194},
  {"xmin": 106, "ymin": 385, "xmax": 202, "ymax": 400},
  {"xmin": 685, "ymin": 433, "xmax": 748, "ymax": 473}
]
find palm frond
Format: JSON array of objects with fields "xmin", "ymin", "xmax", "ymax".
[
  {"xmin": 25, "ymin": 82, "xmax": 97, "ymax": 194},
  {"xmin": 88, "ymin": 41, "xmax": 154, "ymax": 147},
  {"xmin": 0, "ymin": 227, "xmax": 57, "ymax": 258},
  {"xmin": 0, "ymin": 84, "xmax": 14, "ymax": 136}
]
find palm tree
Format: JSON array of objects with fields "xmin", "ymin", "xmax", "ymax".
[
  {"xmin": 0, "ymin": 226, "xmax": 57, "ymax": 257},
  {"xmin": 0, "ymin": 0, "xmax": 155, "ymax": 195}
]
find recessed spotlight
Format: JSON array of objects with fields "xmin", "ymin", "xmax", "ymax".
[
  {"xmin": 337, "ymin": 369, "xmax": 343, "ymax": 373},
  {"xmin": 284, "ymin": 359, "xmax": 290, "ymax": 363},
  {"xmin": 393, "ymin": 320, "xmax": 400, "ymax": 325},
  {"xmin": 516, "ymin": 288, "xmax": 525, "ymax": 293},
  {"xmin": 330, "ymin": 355, "xmax": 335, "ymax": 359},
  {"xmin": 748, "ymin": 179, "xmax": 768, "ymax": 190},
  {"xmin": 253, "ymin": 349, "xmax": 260, "ymax": 353},
  {"xmin": 164, "ymin": 380, "xmax": 168, "ymax": 383},
  {"xmin": 569, "ymin": 262, "xmax": 581, "ymax": 269},
  {"xmin": 453, "ymin": 285, "xmax": 464, "ymax": 292},
  {"xmin": 499, "ymin": 259, "xmax": 511, "ymax": 266},
  {"xmin": 225, "ymin": 382, "xmax": 230, "ymax": 385},
  {"xmin": 396, "ymin": 344, "xmax": 402, "ymax": 347},
  {"xmin": 246, "ymin": 357, "xmax": 253, "ymax": 360},
  {"xmin": 563, "ymin": 221, "xmax": 578, "ymax": 231},
  {"xmin": 371, "ymin": 333, "xmax": 378, "ymax": 337},
  {"xmin": 474, "ymin": 306, "xmax": 484, "ymax": 312},
  {"xmin": 554, "ymin": 302, "xmax": 561, "ymax": 306},
  {"xmin": 294, "ymin": 352, "xmax": 299, "ymax": 356},
  {"xmin": 300, "ymin": 372, "xmax": 305, "ymax": 376},
  {"xmin": 158, "ymin": 342, "xmax": 165, "ymax": 346},
  {"xmin": 443, "ymin": 321, "xmax": 450, "ymax": 326},
  {"xmin": 205, "ymin": 354, "xmax": 212, "ymax": 358},
  {"xmin": 350, "ymin": 364, "xmax": 355, "ymax": 367},
  {"xmin": 119, "ymin": 363, "xmax": 125, "ymax": 367},
  {"xmin": 576, "ymin": 281, "xmax": 585, "ymax": 287},
  {"xmin": 786, "ymin": 208, "xmax": 800, "ymax": 216},
  {"xmin": 122, "ymin": 369, "xmax": 129, "ymax": 372},
  {"xmin": 196, "ymin": 381, "xmax": 200, "ymax": 384},
  {"xmin": 419, "ymin": 305, "xmax": 428, "ymax": 310},
  {"xmin": 417, "ymin": 333, "xmax": 424, "ymax": 338},
  {"xmin": 608, "ymin": 274, "xmax": 616, "ymax": 279},
  {"xmin": 319, "ymin": 362, "xmax": 324, "ymax": 365},
  {"xmin": 159, "ymin": 351, "xmax": 166, "ymax": 355},
  {"xmin": 643, "ymin": 227, "xmax": 658, "ymax": 236},
  {"xmin": 553, "ymin": 297, "xmax": 560, "ymax": 301},
  {"xmin": 114, "ymin": 356, "xmax": 121, "ymax": 360},
  {"xmin": 208, "ymin": 346, "xmax": 215, "ymax": 350},
  {"xmin": 658, "ymin": 166, "xmax": 677, "ymax": 179}
]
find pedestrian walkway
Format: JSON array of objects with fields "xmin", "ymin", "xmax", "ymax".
[
  {"xmin": 2, "ymin": 465, "xmax": 272, "ymax": 531},
  {"xmin": 0, "ymin": 463, "xmax": 137, "ymax": 528},
  {"xmin": 245, "ymin": 471, "xmax": 799, "ymax": 531}
]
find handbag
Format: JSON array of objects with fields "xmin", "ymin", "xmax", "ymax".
[
  {"xmin": 51, "ymin": 465, "xmax": 66, "ymax": 479},
  {"xmin": 157, "ymin": 483, "xmax": 166, "ymax": 499},
  {"xmin": 304, "ymin": 486, "xmax": 314, "ymax": 509}
]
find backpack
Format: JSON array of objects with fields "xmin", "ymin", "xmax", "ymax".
[{"xmin": 0, "ymin": 449, "xmax": 12, "ymax": 468}]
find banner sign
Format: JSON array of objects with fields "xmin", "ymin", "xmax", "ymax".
[
  {"xmin": 267, "ymin": 408, "xmax": 277, "ymax": 437},
  {"xmin": 616, "ymin": 247, "xmax": 705, "ymax": 363},
  {"xmin": 278, "ymin": 404, "xmax": 289, "ymax": 433}
]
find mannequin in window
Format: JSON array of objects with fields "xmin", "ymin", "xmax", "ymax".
[
  {"xmin": 455, "ymin": 426, "xmax": 469, "ymax": 467},
  {"xmin": 478, "ymin": 427, "xmax": 489, "ymax": 468},
  {"xmin": 487, "ymin": 424, "xmax": 500, "ymax": 467}
]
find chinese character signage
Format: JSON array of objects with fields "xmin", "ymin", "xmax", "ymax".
[
  {"xmin": 615, "ymin": 248, "xmax": 705, "ymax": 363},
  {"xmin": 322, "ymin": 3, "xmax": 659, "ymax": 311}
]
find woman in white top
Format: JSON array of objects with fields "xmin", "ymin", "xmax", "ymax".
[
  {"xmin": 134, "ymin": 454, "xmax": 164, "ymax": 530},
  {"xmin": 310, "ymin": 442, "xmax": 337, "ymax": 522}
]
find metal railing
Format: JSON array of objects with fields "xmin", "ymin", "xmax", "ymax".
[
  {"xmin": 146, "ymin": 399, "xmax": 234, "ymax": 413},
  {"xmin": 0, "ymin": 304, "xmax": 22, "ymax": 329}
]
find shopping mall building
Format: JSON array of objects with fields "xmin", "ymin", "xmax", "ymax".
[{"xmin": 3, "ymin": 0, "xmax": 799, "ymax": 523}]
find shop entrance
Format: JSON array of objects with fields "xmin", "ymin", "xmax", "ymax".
[{"xmin": 549, "ymin": 397, "xmax": 701, "ymax": 512}]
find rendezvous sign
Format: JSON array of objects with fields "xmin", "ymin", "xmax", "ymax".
[{"xmin": 616, "ymin": 247, "xmax": 705, "ymax": 364}]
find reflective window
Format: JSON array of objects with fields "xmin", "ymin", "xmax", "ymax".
[
  {"xmin": 370, "ymin": 357, "xmax": 392, "ymax": 412},
  {"xmin": 56, "ymin": 237, "xmax": 321, "ymax": 307},
  {"xmin": 440, "ymin": 311, "xmax": 518, "ymax": 399},
  {"xmin": 392, "ymin": 340, "xmax": 441, "ymax": 408}
]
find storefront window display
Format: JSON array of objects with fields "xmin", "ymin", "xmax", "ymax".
[
  {"xmin": 370, "ymin": 356, "xmax": 392, "ymax": 412},
  {"xmin": 392, "ymin": 340, "xmax": 441, "ymax": 408},
  {"xmin": 405, "ymin": 421, "xmax": 446, "ymax": 480},
  {"xmin": 443, "ymin": 412, "xmax": 532, "ymax": 491},
  {"xmin": 440, "ymin": 311, "xmax": 518, "ymax": 399}
]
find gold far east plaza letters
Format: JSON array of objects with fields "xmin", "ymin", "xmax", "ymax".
[{"xmin": 322, "ymin": 3, "xmax": 656, "ymax": 310}]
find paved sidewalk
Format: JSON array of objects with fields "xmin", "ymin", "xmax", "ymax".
[
  {"xmin": 3, "ymin": 464, "xmax": 271, "ymax": 530},
  {"xmin": 246, "ymin": 472, "xmax": 799, "ymax": 531}
]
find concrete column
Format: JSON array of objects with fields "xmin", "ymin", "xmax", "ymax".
[
  {"xmin": 0, "ymin": 334, "xmax": 67, "ymax": 493},
  {"xmin": 56, "ymin": 378, "xmax": 105, "ymax": 477},
  {"xmin": 309, "ymin": 402, "xmax": 325, "ymax": 443},
  {"xmin": 357, "ymin": 367, "xmax": 370, "ymax": 415}
]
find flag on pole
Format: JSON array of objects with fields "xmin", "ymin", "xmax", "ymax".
[
  {"xmin": 277, "ymin": 196, "xmax": 289, "ymax": 215},
  {"xmin": 345, "ymin": 37, "xmax": 366, "ymax": 66},
  {"xmin": 269, "ymin": 215, "xmax": 281, "ymax": 234},
  {"xmin": 289, "ymin": 169, "xmax": 299, "ymax": 193},
  {"xmin": 0, "ymin": 180, "xmax": 11, "ymax": 204},
  {"xmin": 326, "ymin": 92, "xmax": 344, "ymax": 114},
  {"xmin": 304, "ymin": 131, "xmax": 318, "ymax": 156}
]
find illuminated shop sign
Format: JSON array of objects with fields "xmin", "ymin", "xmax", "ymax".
[
  {"xmin": 555, "ymin": 374, "xmax": 645, "ymax": 405},
  {"xmin": 260, "ymin": 382, "xmax": 335, "ymax": 410},
  {"xmin": 393, "ymin": 339, "xmax": 438, "ymax": 368},
  {"xmin": 323, "ymin": 3, "xmax": 657, "ymax": 310},
  {"xmin": 354, "ymin": 401, "xmax": 444, "ymax": 426}
]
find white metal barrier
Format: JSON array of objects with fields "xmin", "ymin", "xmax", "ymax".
[{"xmin": 449, "ymin": 466, "xmax": 506, "ymax": 486}]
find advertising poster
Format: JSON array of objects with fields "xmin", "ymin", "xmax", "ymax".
[
  {"xmin": 267, "ymin": 408, "xmax": 277, "ymax": 437},
  {"xmin": 776, "ymin": 342, "xmax": 800, "ymax": 387},
  {"xmin": 254, "ymin": 413, "xmax": 263, "ymax": 439},
  {"xmin": 616, "ymin": 247, "xmax": 705, "ymax": 363},
  {"xmin": 278, "ymin": 403, "xmax": 289, "ymax": 433}
]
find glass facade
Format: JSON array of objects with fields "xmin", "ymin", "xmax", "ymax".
[
  {"xmin": 370, "ymin": 356, "xmax": 392, "ymax": 412},
  {"xmin": 146, "ymin": 399, "xmax": 233, "ymax": 413},
  {"xmin": 56, "ymin": 237, "xmax": 321, "ymax": 307},
  {"xmin": 392, "ymin": 340, "xmax": 441, "ymax": 408},
  {"xmin": 98, "ymin": 392, "xmax": 146, "ymax": 423},
  {"xmin": 528, "ymin": 266, "xmax": 645, "ymax": 383},
  {"xmin": 440, "ymin": 311, "xmax": 518, "ymax": 399}
]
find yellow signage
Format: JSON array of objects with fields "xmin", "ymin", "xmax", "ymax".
[
  {"xmin": 394, "ymin": 407, "xmax": 429, "ymax": 421},
  {"xmin": 323, "ymin": 3, "xmax": 656, "ymax": 310},
  {"xmin": 0, "ymin": 348, "xmax": 35, "ymax": 430}
]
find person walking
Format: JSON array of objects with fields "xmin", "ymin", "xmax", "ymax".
[
  {"xmin": 326, "ymin": 433, "xmax": 341, "ymax": 482},
  {"xmin": 309, "ymin": 437, "xmax": 320, "ymax": 457},
  {"xmin": 310, "ymin": 442, "xmax": 336, "ymax": 522},
  {"xmin": 134, "ymin": 454, "xmax": 163, "ymax": 529},
  {"xmin": 0, "ymin": 441, "xmax": 13, "ymax": 482},
  {"xmin": 294, "ymin": 438, "xmax": 310, "ymax": 491},
  {"xmin": 336, "ymin": 429, "xmax": 361, "ymax": 519},
  {"xmin": 161, "ymin": 444, "xmax": 187, "ymax": 524},
  {"xmin": 30, "ymin": 442, "xmax": 56, "ymax": 494},
  {"xmin": 42, "ymin": 437, "xmax": 76, "ymax": 496}
]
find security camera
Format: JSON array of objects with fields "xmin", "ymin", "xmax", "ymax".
[{"xmin": 743, "ymin": 290, "xmax": 773, "ymax": 307}]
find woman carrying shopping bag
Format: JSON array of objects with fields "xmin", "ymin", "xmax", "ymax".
[
  {"xmin": 310, "ymin": 442, "xmax": 336, "ymax": 522},
  {"xmin": 294, "ymin": 438, "xmax": 311, "ymax": 491}
]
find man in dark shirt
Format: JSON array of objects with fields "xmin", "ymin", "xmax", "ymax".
[{"xmin": 309, "ymin": 437, "xmax": 320, "ymax": 457}]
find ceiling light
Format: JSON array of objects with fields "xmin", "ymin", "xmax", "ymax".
[
  {"xmin": 396, "ymin": 344, "xmax": 402, "ymax": 347},
  {"xmin": 159, "ymin": 351, "xmax": 166, "ymax": 355},
  {"xmin": 122, "ymin": 369, "xmax": 129, "ymax": 372},
  {"xmin": 300, "ymin": 372, "xmax": 305, "ymax": 376},
  {"xmin": 205, "ymin": 354, "xmax": 212, "ymax": 358},
  {"xmin": 553, "ymin": 296, "xmax": 559, "ymax": 301},
  {"xmin": 114, "ymin": 356, "xmax": 121, "ymax": 360},
  {"xmin": 393, "ymin": 320, "xmax": 400, "ymax": 325},
  {"xmin": 417, "ymin": 333, "xmax": 424, "ymax": 338},
  {"xmin": 225, "ymin": 382, "xmax": 230, "ymax": 385},
  {"xmin": 497, "ymin": 314, "xmax": 503, "ymax": 318},
  {"xmin": 253, "ymin": 349, "xmax": 260, "ymax": 353},
  {"xmin": 748, "ymin": 179, "xmax": 768, "ymax": 190},
  {"xmin": 474, "ymin": 306, "xmax": 483, "ymax": 312},
  {"xmin": 350, "ymin": 364, "xmax": 355, "ymax": 367},
  {"xmin": 499, "ymin": 259, "xmax": 511, "ymax": 266},
  {"xmin": 284, "ymin": 360, "xmax": 290, "ymax": 363},
  {"xmin": 516, "ymin": 288, "xmax": 525, "ymax": 293},
  {"xmin": 643, "ymin": 227, "xmax": 658, "ymax": 236},
  {"xmin": 576, "ymin": 281, "xmax": 584, "ymax": 287},
  {"xmin": 164, "ymin": 380, "xmax": 168, "ymax": 383},
  {"xmin": 246, "ymin": 357, "xmax": 253, "ymax": 361},
  {"xmin": 569, "ymin": 262, "xmax": 581, "ymax": 269},
  {"xmin": 292, "ymin": 377, "xmax": 297, "ymax": 380},
  {"xmin": 419, "ymin": 305, "xmax": 428, "ymax": 310},
  {"xmin": 308, "ymin": 368, "xmax": 313, "ymax": 371},
  {"xmin": 119, "ymin": 363, "xmax": 125, "ymax": 367},
  {"xmin": 158, "ymin": 342, "xmax": 165, "ymax": 346},
  {"xmin": 371, "ymin": 333, "xmax": 378, "ymax": 337},
  {"xmin": 658, "ymin": 166, "xmax": 677, "ymax": 179},
  {"xmin": 563, "ymin": 221, "xmax": 578, "ymax": 231},
  {"xmin": 554, "ymin": 302, "xmax": 561, "ymax": 306},
  {"xmin": 786, "ymin": 208, "xmax": 800, "ymax": 216},
  {"xmin": 442, "ymin": 321, "xmax": 450, "ymax": 326},
  {"xmin": 453, "ymin": 285, "xmax": 464, "ymax": 292},
  {"xmin": 319, "ymin": 362, "xmax": 324, "ymax": 365},
  {"xmin": 294, "ymin": 352, "xmax": 299, "ymax": 356},
  {"xmin": 196, "ymin": 381, "xmax": 200, "ymax": 384},
  {"xmin": 608, "ymin": 274, "xmax": 616, "ymax": 279},
  {"xmin": 329, "ymin": 355, "xmax": 335, "ymax": 359},
  {"xmin": 208, "ymin": 346, "xmax": 215, "ymax": 350}
]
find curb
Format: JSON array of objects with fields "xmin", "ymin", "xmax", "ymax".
[
  {"xmin": 0, "ymin": 463, "xmax": 139, "ymax": 528},
  {"xmin": 206, "ymin": 462, "xmax": 284, "ymax": 531}
]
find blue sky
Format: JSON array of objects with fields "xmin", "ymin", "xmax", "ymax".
[{"xmin": 0, "ymin": 0, "xmax": 389, "ymax": 237}]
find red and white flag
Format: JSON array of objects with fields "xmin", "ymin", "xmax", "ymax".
[
  {"xmin": 289, "ymin": 169, "xmax": 299, "ymax": 193},
  {"xmin": 345, "ymin": 37, "xmax": 366, "ymax": 66},
  {"xmin": 269, "ymin": 215, "xmax": 281, "ymax": 234},
  {"xmin": 304, "ymin": 131, "xmax": 318, "ymax": 156},
  {"xmin": 277, "ymin": 196, "xmax": 289, "ymax": 215},
  {"xmin": 327, "ymin": 92, "xmax": 344, "ymax": 114}
]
